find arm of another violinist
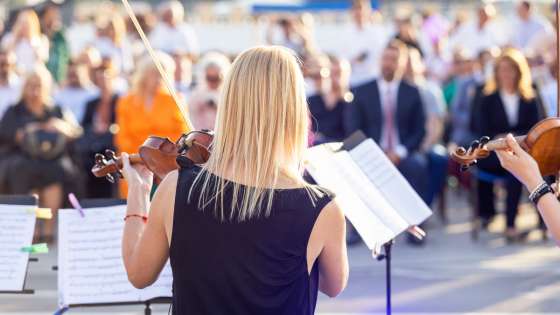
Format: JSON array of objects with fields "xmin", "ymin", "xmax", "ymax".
[
  {"xmin": 121, "ymin": 153, "xmax": 177, "ymax": 288},
  {"xmin": 496, "ymin": 134, "xmax": 560, "ymax": 246}
]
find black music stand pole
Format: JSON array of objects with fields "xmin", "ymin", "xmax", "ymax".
[
  {"xmin": 377, "ymin": 239, "xmax": 394, "ymax": 315},
  {"xmin": 145, "ymin": 301, "xmax": 151, "ymax": 315}
]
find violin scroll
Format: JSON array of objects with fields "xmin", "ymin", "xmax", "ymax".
[{"xmin": 450, "ymin": 137, "xmax": 492, "ymax": 172}]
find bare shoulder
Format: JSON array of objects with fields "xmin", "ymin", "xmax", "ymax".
[{"xmin": 317, "ymin": 198, "xmax": 345, "ymax": 228}]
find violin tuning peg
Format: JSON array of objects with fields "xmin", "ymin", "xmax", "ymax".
[
  {"xmin": 95, "ymin": 153, "xmax": 106, "ymax": 165},
  {"xmin": 105, "ymin": 150, "xmax": 117, "ymax": 161},
  {"xmin": 106, "ymin": 173, "xmax": 115, "ymax": 184},
  {"xmin": 469, "ymin": 140, "xmax": 480, "ymax": 151},
  {"xmin": 480, "ymin": 136, "xmax": 490, "ymax": 145}
]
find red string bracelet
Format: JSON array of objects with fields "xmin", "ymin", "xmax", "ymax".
[{"xmin": 124, "ymin": 214, "xmax": 148, "ymax": 223}]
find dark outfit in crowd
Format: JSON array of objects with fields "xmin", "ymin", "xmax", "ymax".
[
  {"xmin": 170, "ymin": 161, "xmax": 333, "ymax": 315},
  {"xmin": 78, "ymin": 94, "xmax": 119, "ymax": 198},
  {"xmin": 345, "ymin": 79, "xmax": 429, "ymax": 202},
  {"xmin": 308, "ymin": 94, "xmax": 348, "ymax": 144},
  {"xmin": 475, "ymin": 91, "xmax": 543, "ymax": 228},
  {"xmin": 0, "ymin": 102, "xmax": 77, "ymax": 193}
]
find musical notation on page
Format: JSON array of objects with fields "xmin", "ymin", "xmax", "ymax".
[
  {"xmin": 58, "ymin": 206, "xmax": 172, "ymax": 307},
  {"xmin": 0, "ymin": 205, "xmax": 36, "ymax": 291}
]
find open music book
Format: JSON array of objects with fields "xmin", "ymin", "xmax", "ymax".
[
  {"xmin": 57, "ymin": 205, "xmax": 172, "ymax": 307},
  {"xmin": 0, "ymin": 205, "xmax": 36, "ymax": 291},
  {"xmin": 304, "ymin": 132, "xmax": 432, "ymax": 249}
]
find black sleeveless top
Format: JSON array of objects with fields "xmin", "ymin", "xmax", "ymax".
[{"xmin": 170, "ymin": 162, "xmax": 334, "ymax": 315}]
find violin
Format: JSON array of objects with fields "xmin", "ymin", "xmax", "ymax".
[
  {"xmin": 451, "ymin": 118, "xmax": 560, "ymax": 176},
  {"xmin": 91, "ymin": 0, "xmax": 213, "ymax": 183},
  {"xmin": 91, "ymin": 130, "xmax": 213, "ymax": 182}
]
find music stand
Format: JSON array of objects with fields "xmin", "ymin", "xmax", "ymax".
[
  {"xmin": 0, "ymin": 195, "xmax": 38, "ymax": 295},
  {"xmin": 54, "ymin": 198, "xmax": 172, "ymax": 315}
]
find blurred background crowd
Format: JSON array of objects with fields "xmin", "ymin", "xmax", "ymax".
[{"xmin": 0, "ymin": 0, "xmax": 557, "ymax": 245}]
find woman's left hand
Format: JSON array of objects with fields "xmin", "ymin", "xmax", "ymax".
[{"xmin": 122, "ymin": 153, "xmax": 153, "ymax": 194}]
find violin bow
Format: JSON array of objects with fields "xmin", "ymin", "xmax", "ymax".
[{"xmin": 120, "ymin": 0, "xmax": 195, "ymax": 131}]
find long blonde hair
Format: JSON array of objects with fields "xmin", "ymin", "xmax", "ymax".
[
  {"xmin": 13, "ymin": 10, "xmax": 42, "ymax": 39},
  {"xmin": 483, "ymin": 48, "xmax": 535, "ymax": 101},
  {"xmin": 20, "ymin": 64, "xmax": 53, "ymax": 106},
  {"xmin": 192, "ymin": 46, "xmax": 315, "ymax": 221}
]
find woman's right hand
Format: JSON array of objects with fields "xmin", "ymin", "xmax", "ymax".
[{"xmin": 495, "ymin": 133, "xmax": 544, "ymax": 191}]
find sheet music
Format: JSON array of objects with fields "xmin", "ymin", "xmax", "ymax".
[
  {"xmin": 331, "ymin": 151, "xmax": 410, "ymax": 234},
  {"xmin": 0, "ymin": 205, "xmax": 36, "ymax": 291},
  {"xmin": 58, "ymin": 206, "xmax": 172, "ymax": 307},
  {"xmin": 305, "ymin": 145, "xmax": 395, "ymax": 248},
  {"xmin": 347, "ymin": 139, "xmax": 432, "ymax": 225}
]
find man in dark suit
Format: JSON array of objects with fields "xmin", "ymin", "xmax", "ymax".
[{"xmin": 345, "ymin": 40, "xmax": 429, "ymax": 219}]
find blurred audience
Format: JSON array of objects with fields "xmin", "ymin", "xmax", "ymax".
[
  {"xmin": 149, "ymin": 1, "xmax": 199, "ymax": 60},
  {"xmin": 94, "ymin": 14, "xmax": 133, "ymax": 75},
  {"xmin": 308, "ymin": 54, "xmax": 352, "ymax": 144},
  {"xmin": 54, "ymin": 60, "xmax": 98, "ymax": 123},
  {"xmin": 79, "ymin": 60, "xmax": 120, "ymax": 199}
]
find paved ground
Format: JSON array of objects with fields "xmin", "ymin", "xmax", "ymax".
[{"xmin": 2, "ymin": 188, "xmax": 560, "ymax": 314}]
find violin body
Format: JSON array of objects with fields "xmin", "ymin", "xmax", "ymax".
[
  {"xmin": 92, "ymin": 131, "xmax": 213, "ymax": 182},
  {"xmin": 451, "ymin": 118, "xmax": 560, "ymax": 176}
]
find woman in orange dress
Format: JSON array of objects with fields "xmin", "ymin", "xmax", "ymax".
[{"xmin": 115, "ymin": 52, "xmax": 189, "ymax": 196}]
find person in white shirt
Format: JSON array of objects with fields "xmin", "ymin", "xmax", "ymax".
[
  {"xmin": 340, "ymin": 0, "xmax": 388, "ymax": 87},
  {"xmin": 448, "ymin": 4, "xmax": 507, "ymax": 57},
  {"xmin": 1, "ymin": 10, "xmax": 49, "ymax": 74},
  {"xmin": 0, "ymin": 51, "xmax": 21, "ymax": 119},
  {"xmin": 54, "ymin": 61, "xmax": 98, "ymax": 123},
  {"xmin": 510, "ymin": 1, "xmax": 553, "ymax": 52},
  {"xmin": 149, "ymin": 1, "xmax": 199, "ymax": 60}
]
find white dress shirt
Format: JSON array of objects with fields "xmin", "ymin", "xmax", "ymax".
[
  {"xmin": 149, "ymin": 23, "xmax": 200, "ymax": 56},
  {"xmin": 377, "ymin": 79, "xmax": 407, "ymax": 157},
  {"xmin": 339, "ymin": 23, "xmax": 388, "ymax": 87},
  {"xmin": 510, "ymin": 15, "xmax": 553, "ymax": 51},
  {"xmin": 500, "ymin": 91, "xmax": 520, "ymax": 127}
]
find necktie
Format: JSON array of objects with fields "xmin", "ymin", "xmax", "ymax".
[{"xmin": 384, "ymin": 86, "xmax": 396, "ymax": 151}]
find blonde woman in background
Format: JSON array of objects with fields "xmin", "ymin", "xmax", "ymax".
[
  {"xmin": 1, "ymin": 10, "xmax": 49, "ymax": 73},
  {"xmin": 120, "ymin": 46, "xmax": 348, "ymax": 314},
  {"xmin": 0, "ymin": 65, "xmax": 82, "ymax": 242},
  {"xmin": 115, "ymin": 52, "xmax": 188, "ymax": 197},
  {"xmin": 473, "ymin": 48, "xmax": 544, "ymax": 241}
]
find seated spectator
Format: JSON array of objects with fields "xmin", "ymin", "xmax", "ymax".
[
  {"xmin": 474, "ymin": 48, "xmax": 544, "ymax": 241},
  {"xmin": 0, "ymin": 50, "xmax": 21, "ymax": 119},
  {"xmin": 54, "ymin": 60, "xmax": 98, "ymax": 123},
  {"xmin": 149, "ymin": 1, "xmax": 199, "ymax": 60},
  {"xmin": 345, "ymin": 40, "xmax": 428, "ymax": 245},
  {"xmin": 0, "ymin": 65, "xmax": 82, "ymax": 242},
  {"xmin": 1, "ymin": 10, "xmax": 49, "ymax": 73},
  {"xmin": 115, "ymin": 52, "xmax": 189, "ymax": 197},
  {"xmin": 308, "ymin": 54, "xmax": 352, "ymax": 144},
  {"xmin": 188, "ymin": 52, "xmax": 231, "ymax": 131},
  {"xmin": 79, "ymin": 60, "xmax": 120, "ymax": 198}
]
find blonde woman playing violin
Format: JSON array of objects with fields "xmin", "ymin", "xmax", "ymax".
[
  {"xmin": 120, "ymin": 46, "xmax": 349, "ymax": 314},
  {"xmin": 496, "ymin": 134, "xmax": 560, "ymax": 246}
]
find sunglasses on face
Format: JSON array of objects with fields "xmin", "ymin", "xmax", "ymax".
[{"xmin": 206, "ymin": 75, "xmax": 222, "ymax": 84}]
